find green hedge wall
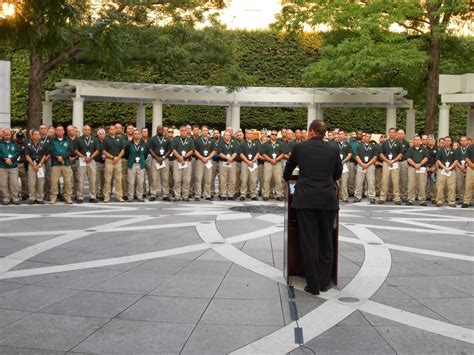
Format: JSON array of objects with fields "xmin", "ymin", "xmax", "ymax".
[{"xmin": 8, "ymin": 31, "xmax": 470, "ymax": 137}]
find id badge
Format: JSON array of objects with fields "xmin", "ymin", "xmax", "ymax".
[
  {"xmin": 135, "ymin": 157, "xmax": 140, "ymax": 163},
  {"xmin": 86, "ymin": 152, "xmax": 91, "ymax": 157},
  {"xmin": 181, "ymin": 150, "xmax": 186, "ymax": 157},
  {"xmin": 204, "ymin": 150, "xmax": 208, "ymax": 156},
  {"xmin": 340, "ymin": 154, "xmax": 343, "ymax": 160},
  {"xmin": 226, "ymin": 153, "xmax": 231, "ymax": 158},
  {"xmin": 388, "ymin": 153, "xmax": 393, "ymax": 160},
  {"xmin": 7, "ymin": 154, "xmax": 12, "ymax": 159},
  {"xmin": 272, "ymin": 153, "xmax": 276, "ymax": 159},
  {"xmin": 446, "ymin": 161, "xmax": 450, "ymax": 167},
  {"xmin": 461, "ymin": 160, "xmax": 465, "ymax": 166},
  {"xmin": 248, "ymin": 154, "xmax": 253, "ymax": 160},
  {"xmin": 101, "ymin": 154, "xmax": 106, "ymax": 160},
  {"xmin": 364, "ymin": 156, "xmax": 369, "ymax": 163},
  {"xmin": 160, "ymin": 148, "xmax": 164, "ymax": 155}
]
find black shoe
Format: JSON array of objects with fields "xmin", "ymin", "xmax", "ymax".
[
  {"xmin": 28, "ymin": 200, "xmax": 35, "ymax": 205},
  {"xmin": 420, "ymin": 202, "xmax": 427, "ymax": 206},
  {"xmin": 89, "ymin": 198, "xmax": 98, "ymax": 203},
  {"xmin": 320, "ymin": 285, "xmax": 330, "ymax": 292},
  {"xmin": 174, "ymin": 198, "xmax": 181, "ymax": 202},
  {"xmin": 149, "ymin": 196, "xmax": 156, "ymax": 202},
  {"xmin": 195, "ymin": 197, "xmax": 200, "ymax": 201},
  {"xmin": 352, "ymin": 198, "xmax": 361, "ymax": 203},
  {"xmin": 276, "ymin": 197, "xmax": 283, "ymax": 201},
  {"xmin": 406, "ymin": 201, "xmax": 413, "ymax": 206},
  {"xmin": 123, "ymin": 196, "xmax": 128, "ymax": 201},
  {"xmin": 205, "ymin": 197, "xmax": 213, "ymax": 201},
  {"xmin": 220, "ymin": 196, "xmax": 227, "ymax": 201},
  {"xmin": 77, "ymin": 199, "xmax": 83, "ymax": 204},
  {"xmin": 183, "ymin": 198, "xmax": 190, "ymax": 202},
  {"xmin": 228, "ymin": 197, "xmax": 235, "ymax": 201},
  {"xmin": 304, "ymin": 285, "xmax": 319, "ymax": 295},
  {"xmin": 449, "ymin": 204, "xmax": 456, "ymax": 208},
  {"xmin": 239, "ymin": 196, "xmax": 246, "ymax": 201},
  {"xmin": 461, "ymin": 203, "xmax": 469, "ymax": 208},
  {"xmin": 370, "ymin": 199, "xmax": 376, "ymax": 204},
  {"xmin": 137, "ymin": 198, "xmax": 145, "ymax": 202},
  {"xmin": 163, "ymin": 197, "xmax": 171, "ymax": 201},
  {"xmin": 126, "ymin": 199, "xmax": 133, "ymax": 203},
  {"xmin": 378, "ymin": 200, "xmax": 385, "ymax": 204},
  {"xmin": 251, "ymin": 197, "xmax": 259, "ymax": 201},
  {"xmin": 262, "ymin": 197, "xmax": 269, "ymax": 201},
  {"xmin": 394, "ymin": 201, "xmax": 401, "ymax": 205},
  {"xmin": 13, "ymin": 201, "xmax": 20, "ymax": 205}
]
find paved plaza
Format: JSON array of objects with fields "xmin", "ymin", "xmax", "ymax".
[{"xmin": 0, "ymin": 200, "xmax": 472, "ymax": 354}]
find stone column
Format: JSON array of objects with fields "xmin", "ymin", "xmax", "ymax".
[
  {"xmin": 307, "ymin": 104, "xmax": 317, "ymax": 129},
  {"xmin": 386, "ymin": 105, "xmax": 397, "ymax": 135},
  {"xmin": 230, "ymin": 104, "xmax": 240, "ymax": 132},
  {"xmin": 136, "ymin": 104, "xmax": 146, "ymax": 130},
  {"xmin": 72, "ymin": 97, "xmax": 84, "ymax": 133},
  {"xmin": 438, "ymin": 104, "xmax": 450, "ymax": 138},
  {"xmin": 226, "ymin": 106, "xmax": 231, "ymax": 128},
  {"xmin": 42, "ymin": 100, "xmax": 53, "ymax": 127},
  {"xmin": 466, "ymin": 106, "xmax": 474, "ymax": 139},
  {"xmin": 152, "ymin": 101, "xmax": 163, "ymax": 134},
  {"xmin": 406, "ymin": 109, "xmax": 416, "ymax": 140}
]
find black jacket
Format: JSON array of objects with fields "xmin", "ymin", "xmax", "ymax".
[{"xmin": 283, "ymin": 137, "xmax": 342, "ymax": 210}]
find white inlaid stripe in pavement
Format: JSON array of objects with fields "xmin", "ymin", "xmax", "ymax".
[{"xmin": 360, "ymin": 300, "xmax": 474, "ymax": 344}]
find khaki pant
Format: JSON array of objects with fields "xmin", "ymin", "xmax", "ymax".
[
  {"xmin": 219, "ymin": 161, "xmax": 236, "ymax": 198},
  {"xmin": 211, "ymin": 160, "xmax": 219, "ymax": 196},
  {"xmin": 104, "ymin": 159, "xmax": 123, "ymax": 201},
  {"xmin": 144, "ymin": 157, "xmax": 154, "ymax": 196},
  {"xmin": 71, "ymin": 160, "xmax": 80, "ymax": 198},
  {"xmin": 263, "ymin": 161, "xmax": 283, "ymax": 199},
  {"xmin": 375, "ymin": 163, "xmax": 383, "ymax": 196},
  {"xmin": 240, "ymin": 162, "xmax": 258, "ymax": 198},
  {"xmin": 189, "ymin": 158, "xmax": 196, "ymax": 197},
  {"xmin": 407, "ymin": 167, "xmax": 427, "ymax": 203},
  {"xmin": 151, "ymin": 159, "xmax": 170, "ymax": 198},
  {"xmin": 50, "ymin": 165, "xmax": 72, "ymax": 203},
  {"xmin": 18, "ymin": 163, "xmax": 28, "ymax": 198},
  {"xmin": 44, "ymin": 159, "xmax": 52, "ymax": 198},
  {"xmin": 27, "ymin": 166, "xmax": 45, "ymax": 202},
  {"xmin": 128, "ymin": 163, "xmax": 144, "ymax": 199},
  {"xmin": 355, "ymin": 165, "xmax": 375, "ymax": 200},
  {"xmin": 380, "ymin": 162, "xmax": 400, "ymax": 202},
  {"xmin": 121, "ymin": 159, "xmax": 128, "ymax": 199},
  {"xmin": 339, "ymin": 165, "xmax": 349, "ymax": 201},
  {"xmin": 258, "ymin": 163, "xmax": 264, "ymax": 195},
  {"xmin": 347, "ymin": 161, "xmax": 356, "ymax": 196},
  {"xmin": 173, "ymin": 160, "xmax": 192, "ymax": 199},
  {"xmin": 399, "ymin": 160, "xmax": 408, "ymax": 200},
  {"xmin": 0, "ymin": 167, "xmax": 19, "ymax": 203},
  {"xmin": 436, "ymin": 169, "xmax": 456, "ymax": 205},
  {"xmin": 194, "ymin": 159, "xmax": 212, "ymax": 199},
  {"xmin": 427, "ymin": 167, "xmax": 437, "ymax": 201},
  {"xmin": 95, "ymin": 161, "xmax": 105, "ymax": 199},
  {"xmin": 77, "ymin": 160, "xmax": 97, "ymax": 200},
  {"xmin": 463, "ymin": 166, "xmax": 474, "ymax": 205},
  {"xmin": 456, "ymin": 167, "xmax": 466, "ymax": 200},
  {"xmin": 234, "ymin": 162, "xmax": 241, "ymax": 198},
  {"xmin": 168, "ymin": 160, "xmax": 174, "ymax": 196}
]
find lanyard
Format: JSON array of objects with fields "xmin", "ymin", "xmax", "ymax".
[
  {"xmin": 247, "ymin": 141, "xmax": 252, "ymax": 150},
  {"xmin": 180, "ymin": 138, "xmax": 188, "ymax": 147},
  {"xmin": 225, "ymin": 143, "xmax": 231, "ymax": 150},
  {"xmin": 460, "ymin": 147, "xmax": 466, "ymax": 156},
  {"xmin": 364, "ymin": 144, "xmax": 371, "ymax": 151},
  {"xmin": 157, "ymin": 136, "xmax": 164, "ymax": 146},
  {"xmin": 134, "ymin": 143, "xmax": 141, "ymax": 152},
  {"xmin": 444, "ymin": 148, "xmax": 451, "ymax": 157},
  {"xmin": 40, "ymin": 136, "xmax": 47, "ymax": 145},
  {"xmin": 201, "ymin": 137, "xmax": 209, "ymax": 146},
  {"xmin": 32, "ymin": 143, "xmax": 40, "ymax": 155},
  {"xmin": 84, "ymin": 137, "xmax": 91, "ymax": 147},
  {"xmin": 388, "ymin": 140, "xmax": 396, "ymax": 150}
]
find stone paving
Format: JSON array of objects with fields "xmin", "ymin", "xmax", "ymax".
[{"xmin": 0, "ymin": 199, "xmax": 472, "ymax": 354}]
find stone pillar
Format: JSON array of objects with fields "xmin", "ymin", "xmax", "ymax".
[
  {"xmin": 42, "ymin": 100, "xmax": 53, "ymax": 127},
  {"xmin": 152, "ymin": 101, "xmax": 163, "ymax": 134},
  {"xmin": 136, "ymin": 104, "xmax": 146, "ymax": 129},
  {"xmin": 226, "ymin": 106, "xmax": 231, "ymax": 128},
  {"xmin": 467, "ymin": 106, "xmax": 474, "ymax": 139},
  {"xmin": 438, "ymin": 104, "xmax": 450, "ymax": 138},
  {"xmin": 72, "ymin": 97, "xmax": 84, "ymax": 133},
  {"xmin": 230, "ymin": 104, "xmax": 240, "ymax": 132},
  {"xmin": 307, "ymin": 104, "xmax": 317, "ymax": 129},
  {"xmin": 0, "ymin": 60, "xmax": 11, "ymax": 128},
  {"xmin": 386, "ymin": 105, "xmax": 397, "ymax": 135},
  {"xmin": 406, "ymin": 109, "xmax": 416, "ymax": 140}
]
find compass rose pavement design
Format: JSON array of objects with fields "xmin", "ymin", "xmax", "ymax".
[{"xmin": 0, "ymin": 200, "xmax": 472, "ymax": 354}]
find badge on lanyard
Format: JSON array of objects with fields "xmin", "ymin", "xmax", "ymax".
[{"xmin": 364, "ymin": 156, "xmax": 369, "ymax": 163}]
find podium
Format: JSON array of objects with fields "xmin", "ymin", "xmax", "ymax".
[{"xmin": 283, "ymin": 177, "xmax": 339, "ymax": 286}]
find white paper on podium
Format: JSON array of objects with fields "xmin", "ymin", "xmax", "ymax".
[
  {"xmin": 416, "ymin": 167, "xmax": 426, "ymax": 174},
  {"xmin": 441, "ymin": 169, "xmax": 452, "ymax": 177},
  {"xmin": 205, "ymin": 160, "xmax": 213, "ymax": 170},
  {"xmin": 155, "ymin": 161, "xmax": 166, "ymax": 170},
  {"xmin": 79, "ymin": 157, "xmax": 87, "ymax": 167},
  {"xmin": 357, "ymin": 165, "xmax": 367, "ymax": 174},
  {"xmin": 36, "ymin": 167, "xmax": 45, "ymax": 178},
  {"xmin": 248, "ymin": 162, "xmax": 258, "ymax": 172},
  {"xmin": 342, "ymin": 163, "xmax": 349, "ymax": 174},
  {"xmin": 389, "ymin": 162, "xmax": 399, "ymax": 170},
  {"xmin": 178, "ymin": 162, "xmax": 188, "ymax": 170}
]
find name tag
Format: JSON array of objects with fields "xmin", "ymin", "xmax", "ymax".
[
  {"xmin": 272, "ymin": 153, "xmax": 276, "ymax": 159},
  {"xmin": 226, "ymin": 153, "xmax": 231, "ymax": 158},
  {"xmin": 102, "ymin": 155, "xmax": 106, "ymax": 160},
  {"xmin": 135, "ymin": 157, "xmax": 140, "ymax": 163},
  {"xmin": 181, "ymin": 150, "xmax": 186, "ymax": 156},
  {"xmin": 86, "ymin": 152, "xmax": 91, "ymax": 157},
  {"xmin": 203, "ymin": 150, "xmax": 208, "ymax": 156},
  {"xmin": 160, "ymin": 148, "xmax": 164, "ymax": 155},
  {"xmin": 7, "ymin": 154, "xmax": 12, "ymax": 159},
  {"xmin": 340, "ymin": 154, "xmax": 343, "ymax": 160},
  {"xmin": 461, "ymin": 160, "xmax": 465, "ymax": 166},
  {"xmin": 248, "ymin": 154, "xmax": 253, "ymax": 160},
  {"xmin": 388, "ymin": 153, "xmax": 393, "ymax": 160},
  {"xmin": 364, "ymin": 156, "xmax": 369, "ymax": 163},
  {"xmin": 446, "ymin": 161, "xmax": 450, "ymax": 167}
]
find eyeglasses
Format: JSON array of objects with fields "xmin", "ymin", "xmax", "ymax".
[{"xmin": 270, "ymin": 133, "xmax": 277, "ymax": 136}]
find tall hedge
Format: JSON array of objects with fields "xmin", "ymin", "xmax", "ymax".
[{"xmin": 9, "ymin": 30, "xmax": 470, "ymax": 137}]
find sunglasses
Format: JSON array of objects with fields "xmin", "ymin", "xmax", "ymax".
[{"xmin": 270, "ymin": 133, "xmax": 277, "ymax": 136}]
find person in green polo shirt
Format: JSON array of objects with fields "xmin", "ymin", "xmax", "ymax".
[
  {"xmin": 125, "ymin": 129, "xmax": 148, "ymax": 202},
  {"xmin": 0, "ymin": 128, "xmax": 21, "ymax": 205},
  {"xmin": 49, "ymin": 126, "xmax": 74, "ymax": 205},
  {"xmin": 379, "ymin": 127, "xmax": 403, "ymax": 205},
  {"xmin": 193, "ymin": 125, "xmax": 217, "ymax": 201},
  {"xmin": 261, "ymin": 129, "xmax": 285, "ymax": 201},
  {"xmin": 103, "ymin": 125, "xmax": 126, "ymax": 203},
  {"xmin": 239, "ymin": 128, "xmax": 260, "ymax": 201},
  {"xmin": 354, "ymin": 132, "xmax": 378, "ymax": 204},
  {"xmin": 462, "ymin": 142, "xmax": 474, "ymax": 208},
  {"xmin": 148, "ymin": 125, "xmax": 172, "ymax": 201},
  {"xmin": 405, "ymin": 135, "xmax": 429, "ymax": 206},
  {"xmin": 74, "ymin": 125, "xmax": 99, "ymax": 203},
  {"xmin": 435, "ymin": 136, "xmax": 458, "ymax": 207},
  {"xmin": 171, "ymin": 125, "xmax": 195, "ymax": 202},
  {"xmin": 218, "ymin": 131, "xmax": 238, "ymax": 200}
]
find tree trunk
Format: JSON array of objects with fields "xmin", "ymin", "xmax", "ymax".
[
  {"xmin": 424, "ymin": 38, "xmax": 441, "ymax": 135},
  {"xmin": 27, "ymin": 53, "xmax": 46, "ymax": 129}
]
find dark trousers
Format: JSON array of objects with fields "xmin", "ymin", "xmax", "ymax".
[{"xmin": 296, "ymin": 209, "xmax": 336, "ymax": 291}]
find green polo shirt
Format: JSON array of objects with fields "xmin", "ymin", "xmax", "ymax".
[
  {"xmin": 262, "ymin": 140, "xmax": 284, "ymax": 159},
  {"xmin": 0, "ymin": 141, "xmax": 20, "ymax": 169},
  {"xmin": 194, "ymin": 136, "xmax": 216, "ymax": 158},
  {"xmin": 75, "ymin": 135, "xmax": 98, "ymax": 157},
  {"xmin": 126, "ymin": 141, "xmax": 148, "ymax": 169},
  {"xmin": 104, "ymin": 135, "xmax": 125, "ymax": 157},
  {"xmin": 336, "ymin": 141, "xmax": 351, "ymax": 160},
  {"xmin": 455, "ymin": 146, "xmax": 469, "ymax": 165},
  {"xmin": 25, "ymin": 141, "xmax": 49, "ymax": 164},
  {"xmin": 50, "ymin": 138, "xmax": 73, "ymax": 166},
  {"xmin": 94, "ymin": 139, "xmax": 106, "ymax": 163},
  {"xmin": 239, "ymin": 139, "xmax": 260, "ymax": 161},
  {"xmin": 405, "ymin": 146, "xmax": 429, "ymax": 164},
  {"xmin": 398, "ymin": 139, "xmax": 410, "ymax": 161},
  {"xmin": 436, "ymin": 147, "xmax": 456, "ymax": 166},
  {"xmin": 218, "ymin": 140, "xmax": 238, "ymax": 158},
  {"xmin": 380, "ymin": 139, "xmax": 402, "ymax": 160},
  {"xmin": 465, "ymin": 144, "xmax": 474, "ymax": 163},
  {"xmin": 356, "ymin": 143, "xmax": 377, "ymax": 162},
  {"xmin": 171, "ymin": 136, "xmax": 195, "ymax": 161},
  {"xmin": 148, "ymin": 135, "xmax": 171, "ymax": 158}
]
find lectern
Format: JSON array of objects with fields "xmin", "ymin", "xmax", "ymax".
[{"xmin": 283, "ymin": 177, "xmax": 339, "ymax": 285}]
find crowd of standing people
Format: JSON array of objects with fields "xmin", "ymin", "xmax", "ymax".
[{"xmin": 0, "ymin": 123, "xmax": 472, "ymax": 208}]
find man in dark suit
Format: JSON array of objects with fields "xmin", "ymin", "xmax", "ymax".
[{"xmin": 283, "ymin": 120, "xmax": 342, "ymax": 295}]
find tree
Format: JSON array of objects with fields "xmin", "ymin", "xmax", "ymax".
[
  {"xmin": 275, "ymin": 0, "xmax": 472, "ymax": 134},
  {"xmin": 0, "ymin": 0, "xmax": 233, "ymax": 129}
]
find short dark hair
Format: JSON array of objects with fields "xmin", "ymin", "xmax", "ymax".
[{"xmin": 308, "ymin": 120, "xmax": 327, "ymax": 137}]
